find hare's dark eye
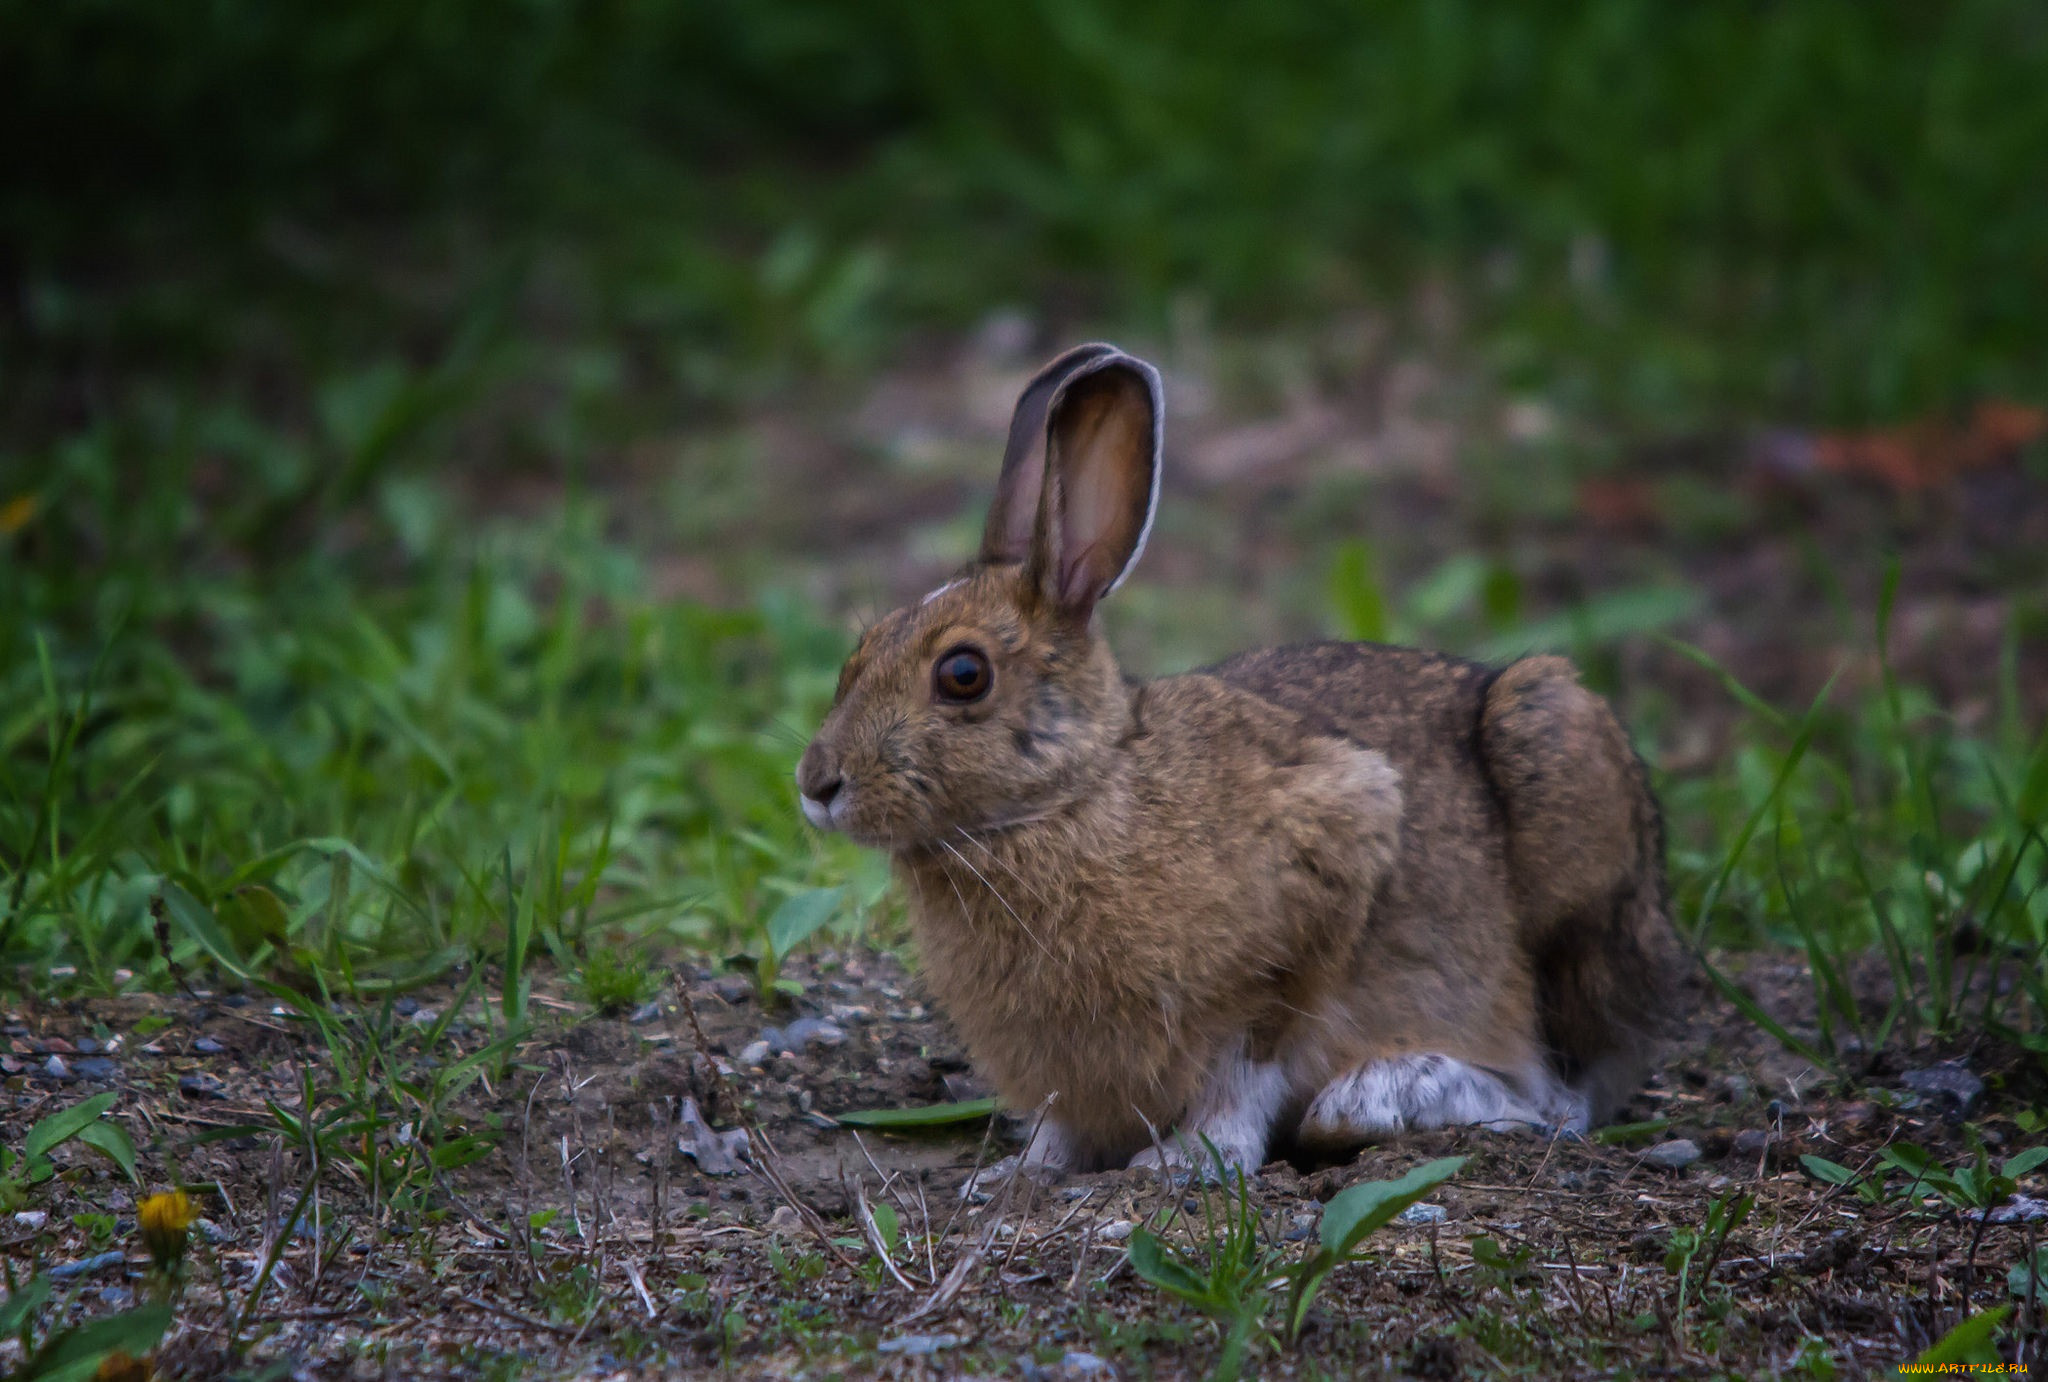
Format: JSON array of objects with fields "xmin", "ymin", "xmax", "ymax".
[{"xmin": 933, "ymin": 646, "xmax": 992, "ymax": 704}]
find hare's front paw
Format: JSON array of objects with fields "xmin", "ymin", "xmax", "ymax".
[
  {"xmin": 1126, "ymin": 1046, "xmax": 1287, "ymax": 1180},
  {"xmin": 1129, "ymin": 1130, "xmax": 1262, "ymax": 1182},
  {"xmin": 961, "ymin": 1113, "xmax": 1078, "ymax": 1201}
]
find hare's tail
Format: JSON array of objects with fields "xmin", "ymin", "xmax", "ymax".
[{"xmin": 1478, "ymin": 657, "xmax": 1682, "ymax": 1124}]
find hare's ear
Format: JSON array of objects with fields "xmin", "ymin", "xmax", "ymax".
[
  {"xmin": 1031, "ymin": 352, "xmax": 1163, "ymax": 618},
  {"xmin": 980, "ymin": 343, "xmax": 1122, "ymax": 566}
]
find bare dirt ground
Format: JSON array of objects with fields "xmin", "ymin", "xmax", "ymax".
[
  {"xmin": 10, "ymin": 322, "xmax": 2046, "ymax": 1377},
  {"xmin": 3, "ymin": 948, "xmax": 2039, "ymax": 1379}
]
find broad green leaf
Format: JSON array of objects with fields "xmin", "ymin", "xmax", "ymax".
[
  {"xmin": 74, "ymin": 1121, "xmax": 138, "ymax": 1184},
  {"xmin": 870, "ymin": 1201, "xmax": 901, "ymax": 1258},
  {"xmin": 430, "ymin": 1136, "xmax": 493, "ymax": 1171},
  {"xmin": 1913, "ymin": 1305, "xmax": 2010, "ymax": 1365},
  {"xmin": 833, "ymin": 1098, "xmax": 998, "ymax": 1129},
  {"xmin": 2004, "ymin": 1146, "xmax": 2048, "ymax": 1178},
  {"xmin": 1799, "ymin": 1155, "xmax": 1858, "ymax": 1186},
  {"xmin": 1591, "ymin": 1118, "xmax": 1669, "ymax": 1146},
  {"xmin": 159, "ymin": 882, "xmax": 255, "ymax": 979},
  {"xmin": 1319, "ymin": 1155, "xmax": 1467, "ymax": 1257},
  {"xmin": 219, "ymin": 883, "xmax": 292, "ymax": 956},
  {"xmin": 25, "ymin": 1092, "xmax": 118, "ymax": 1159},
  {"xmin": 19, "ymin": 1303, "xmax": 173, "ymax": 1382},
  {"xmin": 764, "ymin": 887, "xmax": 843, "ymax": 961},
  {"xmin": 2009, "ymin": 1248, "xmax": 2048, "ymax": 1299},
  {"xmin": 1328, "ymin": 541, "xmax": 1391, "ymax": 643},
  {"xmin": 1127, "ymin": 1228, "xmax": 1211, "ymax": 1303},
  {"xmin": 0, "ymin": 1276, "xmax": 51, "ymax": 1336}
]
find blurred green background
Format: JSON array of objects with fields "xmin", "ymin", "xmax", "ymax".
[
  {"xmin": 3, "ymin": 2, "xmax": 2046, "ymax": 1055},
  {"xmin": 8, "ymin": 0, "xmax": 2047, "ymax": 420}
]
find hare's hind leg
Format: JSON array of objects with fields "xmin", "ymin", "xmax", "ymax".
[
  {"xmin": 1480, "ymin": 656, "xmax": 1678, "ymax": 1127},
  {"xmin": 1297, "ymin": 1054, "xmax": 1585, "ymax": 1149}
]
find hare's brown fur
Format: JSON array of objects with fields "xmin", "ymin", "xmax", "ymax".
[{"xmin": 797, "ymin": 344, "xmax": 1678, "ymax": 1172}]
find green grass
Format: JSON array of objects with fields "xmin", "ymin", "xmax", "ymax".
[
  {"xmin": 1665, "ymin": 601, "xmax": 2048, "ymax": 1069},
  {"xmin": 0, "ymin": 462, "xmax": 876, "ymax": 996}
]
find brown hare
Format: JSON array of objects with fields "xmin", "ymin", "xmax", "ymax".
[{"xmin": 797, "ymin": 343, "xmax": 1677, "ymax": 1175}]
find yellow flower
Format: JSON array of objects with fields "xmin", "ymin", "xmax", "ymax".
[
  {"xmin": 138, "ymin": 1189, "xmax": 197, "ymax": 1268},
  {"xmin": 94, "ymin": 1349, "xmax": 153, "ymax": 1382},
  {"xmin": 0, "ymin": 494, "xmax": 36, "ymax": 537}
]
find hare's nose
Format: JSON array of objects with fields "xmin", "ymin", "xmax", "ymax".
[{"xmin": 795, "ymin": 747, "xmax": 842, "ymax": 805}]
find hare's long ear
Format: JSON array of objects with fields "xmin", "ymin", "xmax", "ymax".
[
  {"xmin": 1030, "ymin": 352, "xmax": 1163, "ymax": 618},
  {"xmin": 980, "ymin": 343, "xmax": 1122, "ymax": 566}
]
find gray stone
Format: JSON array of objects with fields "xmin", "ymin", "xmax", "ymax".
[
  {"xmin": 49, "ymin": 1251, "xmax": 126, "ymax": 1281},
  {"xmin": 676, "ymin": 1096, "xmax": 749, "ymax": 1175},
  {"xmin": 877, "ymin": 1333, "xmax": 965, "ymax": 1356},
  {"xmin": 1902, "ymin": 1063, "xmax": 1983, "ymax": 1119},
  {"xmin": 1643, "ymin": 1139, "xmax": 1702, "ymax": 1170},
  {"xmin": 1399, "ymin": 1202, "xmax": 1449, "ymax": 1224},
  {"xmin": 780, "ymin": 1017, "xmax": 846, "ymax": 1050},
  {"xmin": 179, "ymin": 1072, "xmax": 230, "ymax": 1100},
  {"xmin": 1983, "ymin": 1195, "xmax": 2048, "ymax": 1224},
  {"xmin": 1729, "ymin": 1129, "xmax": 1772, "ymax": 1160}
]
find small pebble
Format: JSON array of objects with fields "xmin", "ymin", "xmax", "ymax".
[
  {"xmin": 1398, "ymin": 1202, "xmax": 1448, "ymax": 1225},
  {"xmin": 1717, "ymin": 1074, "xmax": 1752, "ymax": 1103},
  {"xmin": 1729, "ymin": 1129, "xmax": 1772, "ymax": 1160},
  {"xmin": 738, "ymin": 1040, "xmax": 770, "ymax": 1066},
  {"xmin": 628, "ymin": 1001, "xmax": 663, "ymax": 1025},
  {"xmin": 1984, "ymin": 1195, "xmax": 2048, "ymax": 1224},
  {"xmin": 49, "ymin": 1251, "xmax": 126, "ymax": 1281},
  {"xmin": 1096, "ymin": 1219, "xmax": 1134, "ymax": 1242},
  {"xmin": 1901, "ymin": 1063, "xmax": 1983, "ymax": 1120},
  {"xmin": 713, "ymin": 976, "xmax": 753, "ymax": 1005},
  {"xmin": 39, "ymin": 1055, "xmax": 71, "ymax": 1082},
  {"xmin": 179, "ymin": 1072, "xmax": 230, "ymax": 1100},
  {"xmin": 1643, "ymin": 1139, "xmax": 1702, "ymax": 1170},
  {"xmin": 193, "ymin": 1036, "xmax": 227, "ymax": 1055},
  {"xmin": 70, "ymin": 1056, "xmax": 119, "ymax": 1081},
  {"xmin": 76, "ymin": 1037, "xmax": 102, "ymax": 1054},
  {"xmin": 98, "ymin": 1285, "xmax": 134, "ymax": 1309},
  {"xmin": 393, "ymin": 997, "xmax": 420, "ymax": 1017},
  {"xmin": 878, "ymin": 1333, "xmax": 966, "ymax": 1357},
  {"xmin": 780, "ymin": 1017, "xmax": 847, "ymax": 1050},
  {"xmin": 1285, "ymin": 1212, "xmax": 1317, "ymax": 1242},
  {"xmin": 13, "ymin": 1211, "xmax": 47, "ymax": 1230}
]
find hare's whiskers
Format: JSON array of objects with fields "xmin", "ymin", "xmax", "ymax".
[
  {"xmin": 939, "ymin": 839, "xmax": 1057, "ymax": 964},
  {"xmin": 953, "ymin": 828, "xmax": 1053, "ymax": 910}
]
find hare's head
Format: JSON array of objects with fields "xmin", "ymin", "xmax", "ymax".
[{"xmin": 796, "ymin": 345, "xmax": 1163, "ymax": 850}]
